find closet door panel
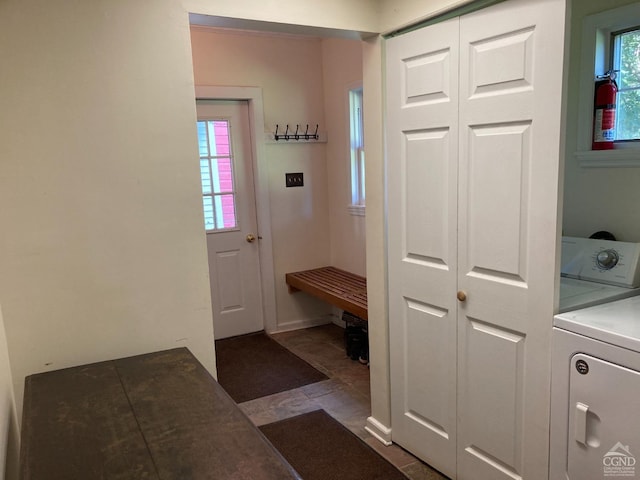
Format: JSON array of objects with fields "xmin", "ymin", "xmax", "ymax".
[
  {"xmin": 387, "ymin": 17, "xmax": 459, "ymax": 479},
  {"xmin": 465, "ymin": 122, "xmax": 531, "ymax": 284},
  {"xmin": 467, "ymin": 27, "xmax": 535, "ymax": 100},
  {"xmin": 457, "ymin": 0, "xmax": 566, "ymax": 479},
  {"xmin": 460, "ymin": 319, "xmax": 526, "ymax": 475},
  {"xmin": 404, "ymin": 299, "xmax": 453, "ymax": 435},
  {"xmin": 405, "ymin": 129, "xmax": 451, "ymax": 262}
]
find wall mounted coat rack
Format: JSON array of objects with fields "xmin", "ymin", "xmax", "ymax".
[
  {"xmin": 275, "ymin": 124, "xmax": 319, "ymax": 141},
  {"xmin": 265, "ymin": 124, "xmax": 327, "ymax": 144}
]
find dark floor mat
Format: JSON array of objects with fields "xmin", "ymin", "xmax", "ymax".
[
  {"xmin": 215, "ymin": 332, "xmax": 328, "ymax": 403},
  {"xmin": 260, "ymin": 409, "xmax": 408, "ymax": 480}
]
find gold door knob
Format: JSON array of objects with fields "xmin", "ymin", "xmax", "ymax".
[
  {"xmin": 246, "ymin": 234, "xmax": 256, "ymax": 243},
  {"xmin": 457, "ymin": 291, "xmax": 467, "ymax": 302}
]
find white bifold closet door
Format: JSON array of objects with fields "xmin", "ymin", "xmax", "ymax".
[{"xmin": 386, "ymin": 0, "xmax": 566, "ymax": 479}]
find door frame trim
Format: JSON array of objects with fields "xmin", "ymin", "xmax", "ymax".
[{"xmin": 195, "ymin": 86, "xmax": 277, "ymax": 335}]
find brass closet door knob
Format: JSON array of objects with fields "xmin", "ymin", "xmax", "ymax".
[{"xmin": 457, "ymin": 291, "xmax": 467, "ymax": 302}]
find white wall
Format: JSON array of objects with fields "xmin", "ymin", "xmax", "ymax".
[
  {"xmin": 0, "ymin": 305, "xmax": 18, "ymax": 480},
  {"xmin": 362, "ymin": 35, "xmax": 393, "ymax": 444},
  {"xmin": 562, "ymin": 0, "xmax": 640, "ymax": 242},
  {"xmin": 0, "ymin": 0, "xmax": 216, "ymax": 418},
  {"xmin": 190, "ymin": 27, "xmax": 334, "ymax": 331},
  {"xmin": 321, "ymin": 38, "xmax": 366, "ymax": 277}
]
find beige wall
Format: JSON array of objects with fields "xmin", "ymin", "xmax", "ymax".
[
  {"xmin": 0, "ymin": 0, "xmax": 216, "ymax": 422},
  {"xmin": 321, "ymin": 38, "xmax": 366, "ymax": 276},
  {"xmin": 562, "ymin": 0, "xmax": 640, "ymax": 242},
  {"xmin": 190, "ymin": 27, "xmax": 335, "ymax": 330}
]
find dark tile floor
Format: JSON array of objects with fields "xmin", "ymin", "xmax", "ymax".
[{"xmin": 238, "ymin": 323, "xmax": 448, "ymax": 480}]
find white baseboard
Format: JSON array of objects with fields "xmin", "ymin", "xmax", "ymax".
[
  {"xmin": 269, "ymin": 314, "xmax": 333, "ymax": 334},
  {"xmin": 365, "ymin": 416, "xmax": 392, "ymax": 446}
]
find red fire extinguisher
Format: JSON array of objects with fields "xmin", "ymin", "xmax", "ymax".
[{"xmin": 592, "ymin": 70, "xmax": 618, "ymax": 150}]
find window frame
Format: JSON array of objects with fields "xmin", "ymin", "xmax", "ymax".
[
  {"xmin": 576, "ymin": 3, "xmax": 640, "ymax": 166},
  {"xmin": 348, "ymin": 86, "xmax": 365, "ymax": 216}
]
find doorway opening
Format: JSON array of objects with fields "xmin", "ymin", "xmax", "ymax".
[
  {"xmin": 187, "ymin": 14, "xmax": 377, "ymax": 454},
  {"xmin": 189, "ymin": 22, "xmax": 367, "ymax": 339}
]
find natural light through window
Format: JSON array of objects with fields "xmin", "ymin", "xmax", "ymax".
[
  {"xmin": 349, "ymin": 87, "xmax": 365, "ymax": 216},
  {"xmin": 197, "ymin": 120, "xmax": 238, "ymax": 231},
  {"xmin": 612, "ymin": 27, "xmax": 640, "ymax": 141}
]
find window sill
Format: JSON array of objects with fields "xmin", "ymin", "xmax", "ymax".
[
  {"xmin": 576, "ymin": 149, "xmax": 640, "ymax": 168},
  {"xmin": 348, "ymin": 204, "xmax": 366, "ymax": 216}
]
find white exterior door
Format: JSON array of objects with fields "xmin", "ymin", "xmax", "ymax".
[
  {"xmin": 196, "ymin": 100, "xmax": 264, "ymax": 340},
  {"xmin": 387, "ymin": 0, "xmax": 566, "ymax": 478}
]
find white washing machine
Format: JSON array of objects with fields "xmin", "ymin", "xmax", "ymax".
[
  {"xmin": 551, "ymin": 237, "xmax": 640, "ymax": 480},
  {"xmin": 559, "ymin": 236, "xmax": 640, "ymax": 313}
]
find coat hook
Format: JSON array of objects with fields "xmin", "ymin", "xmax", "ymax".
[{"xmin": 274, "ymin": 123, "xmax": 319, "ymax": 142}]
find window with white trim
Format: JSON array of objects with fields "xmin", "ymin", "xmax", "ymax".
[
  {"xmin": 197, "ymin": 119, "xmax": 238, "ymax": 231},
  {"xmin": 349, "ymin": 87, "xmax": 365, "ymax": 215},
  {"xmin": 577, "ymin": 3, "xmax": 640, "ymax": 163}
]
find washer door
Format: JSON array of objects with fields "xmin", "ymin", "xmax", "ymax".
[{"xmin": 568, "ymin": 353, "xmax": 640, "ymax": 479}]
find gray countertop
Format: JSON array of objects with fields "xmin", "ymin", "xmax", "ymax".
[{"xmin": 20, "ymin": 347, "xmax": 300, "ymax": 480}]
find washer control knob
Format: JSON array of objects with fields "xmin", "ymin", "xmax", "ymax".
[{"xmin": 596, "ymin": 249, "xmax": 619, "ymax": 270}]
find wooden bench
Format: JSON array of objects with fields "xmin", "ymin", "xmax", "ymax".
[
  {"xmin": 20, "ymin": 348, "xmax": 300, "ymax": 480},
  {"xmin": 285, "ymin": 266, "xmax": 367, "ymax": 320}
]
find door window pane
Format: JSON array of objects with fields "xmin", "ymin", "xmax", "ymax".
[{"xmin": 197, "ymin": 119, "xmax": 238, "ymax": 231}]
